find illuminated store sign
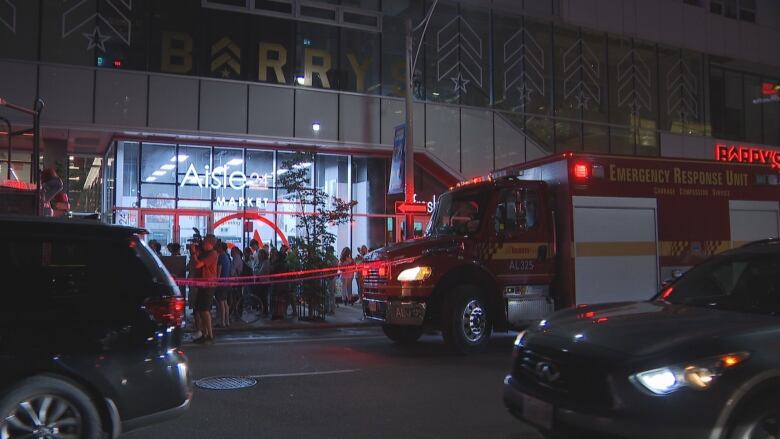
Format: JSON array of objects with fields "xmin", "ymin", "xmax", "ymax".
[
  {"xmin": 752, "ymin": 82, "xmax": 780, "ymax": 104},
  {"xmin": 715, "ymin": 143, "xmax": 780, "ymax": 169},
  {"xmin": 180, "ymin": 163, "xmax": 272, "ymax": 190}
]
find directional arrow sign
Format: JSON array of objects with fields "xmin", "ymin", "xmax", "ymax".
[{"xmin": 395, "ymin": 201, "xmax": 428, "ymax": 214}]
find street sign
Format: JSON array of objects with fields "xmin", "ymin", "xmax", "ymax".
[{"xmin": 395, "ymin": 201, "xmax": 428, "ymax": 214}]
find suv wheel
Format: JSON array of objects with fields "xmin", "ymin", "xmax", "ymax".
[
  {"xmin": 442, "ymin": 285, "xmax": 492, "ymax": 354},
  {"xmin": 0, "ymin": 376, "xmax": 102, "ymax": 439},
  {"xmin": 382, "ymin": 325, "xmax": 424, "ymax": 344},
  {"xmin": 728, "ymin": 394, "xmax": 780, "ymax": 439}
]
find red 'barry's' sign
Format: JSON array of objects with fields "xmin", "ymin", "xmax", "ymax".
[{"xmin": 715, "ymin": 143, "xmax": 780, "ymax": 169}]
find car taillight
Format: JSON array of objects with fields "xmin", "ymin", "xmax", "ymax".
[{"xmin": 144, "ymin": 296, "xmax": 185, "ymax": 327}]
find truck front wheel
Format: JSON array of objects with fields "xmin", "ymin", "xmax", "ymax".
[
  {"xmin": 442, "ymin": 285, "xmax": 492, "ymax": 354},
  {"xmin": 382, "ymin": 325, "xmax": 424, "ymax": 344}
]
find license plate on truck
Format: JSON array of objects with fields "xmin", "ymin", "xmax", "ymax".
[{"xmin": 522, "ymin": 394, "xmax": 553, "ymax": 430}]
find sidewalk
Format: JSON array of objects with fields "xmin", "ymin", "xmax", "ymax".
[{"xmin": 184, "ymin": 302, "xmax": 377, "ymax": 334}]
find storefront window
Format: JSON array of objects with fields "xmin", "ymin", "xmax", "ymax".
[
  {"xmin": 744, "ymin": 74, "xmax": 763, "ymax": 143},
  {"xmin": 245, "ymin": 149, "xmax": 275, "ymax": 209},
  {"xmin": 140, "ymin": 143, "xmax": 176, "ymax": 208},
  {"xmin": 67, "ymin": 156, "xmax": 103, "ymax": 213},
  {"xmin": 115, "ymin": 142, "xmax": 139, "ymax": 207},
  {"xmin": 177, "ymin": 145, "xmax": 211, "ymax": 209},
  {"xmin": 213, "ymin": 147, "xmax": 244, "ymax": 208}
]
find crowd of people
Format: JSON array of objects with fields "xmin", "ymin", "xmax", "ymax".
[{"xmin": 148, "ymin": 236, "xmax": 372, "ymax": 346}]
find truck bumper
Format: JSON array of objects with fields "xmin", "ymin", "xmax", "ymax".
[{"xmin": 363, "ymin": 299, "xmax": 426, "ymax": 326}]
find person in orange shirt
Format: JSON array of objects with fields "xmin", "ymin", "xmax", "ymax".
[{"xmin": 192, "ymin": 236, "xmax": 219, "ymax": 344}]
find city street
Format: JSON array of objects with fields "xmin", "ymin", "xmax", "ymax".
[{"xmin": 122, "ymin": 328, "xmax": 540, "ymax": 439}]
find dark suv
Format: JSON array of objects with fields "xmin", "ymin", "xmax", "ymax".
[
  {"xmin": 503, "ymin": 240, "xmax": 780, "ymax": 439},
  {"xmin": 0, "ymin": 216, "xmax": 191, "ymax": 439}
]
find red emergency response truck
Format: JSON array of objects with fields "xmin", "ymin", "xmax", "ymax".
[{"xmin": 361, "ymin": 152, "xmax": 780, "ymax": 353}]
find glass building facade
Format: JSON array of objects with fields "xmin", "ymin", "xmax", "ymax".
[
  {"xmin": 3, "ymin": 0, "xmax": 777, "ymax": 155},
  {"xmin": 106, "ymin": 140, "xmax": 445, "ymax": 254}
]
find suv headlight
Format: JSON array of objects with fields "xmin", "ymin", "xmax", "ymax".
[
  {"xmin": 396, "ymin": 266, "xmax": 432, "ymax": 282},
  {"xmin": 632, "ymin": 352, "xmax": 749, "ymax": 395}
]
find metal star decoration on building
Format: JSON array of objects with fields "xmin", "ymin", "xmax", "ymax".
[
  {"xmin": 450, "ymin": 72, "xmax": 470, "ymax": 95},
  {"xmin": 220, "ymin": 66, "xmax": 231, "ymax": 78},
  {"xmin": 574, "ymin": 90, "xmax": 590, "ymax": 110},
  {"xmin": 83, "ymin": 26, "xmax": 111, "ymax": 52},
  {"xmin": 516, "ymin": 84, "xmax": 534, "ymax": 109}
]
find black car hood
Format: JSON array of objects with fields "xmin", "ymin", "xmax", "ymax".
[{"xmin": 532, "ymin": 301, "xmax": 780, "ymax": 356}]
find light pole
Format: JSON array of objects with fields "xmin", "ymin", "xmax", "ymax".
[{"xmin": 403, "ymin": 0, "xmax": 439, "ymax": 240}]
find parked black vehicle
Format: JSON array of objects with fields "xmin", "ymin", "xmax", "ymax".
[
  {"xmin": 503, "ymin": 240, "xmax": 780, "ymax": 439},
  {"xmin": 0, "ymin": 216, "xmax": 191, "ymax": 439}
]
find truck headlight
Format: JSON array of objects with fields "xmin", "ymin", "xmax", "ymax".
[
  {"xmin": 396, "ymin": 266, "xmax": 432, "ymax": 282},
  {"xmin": 633, "ymin": 352, "xmax": 749, "ymax": 395}
]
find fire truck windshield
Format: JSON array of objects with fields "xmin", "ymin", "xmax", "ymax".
[{"xmin": 427, "ymin": 187, "xmax": 491, "ymax": 237}]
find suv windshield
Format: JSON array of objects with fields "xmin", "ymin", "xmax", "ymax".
[
  {"xmin": 660, "ymin": 253, "xmax": 780, "ymax": 315},
  {"xmin": 427, "ymin": 187, "xmax": 491, "ymax": 237}
]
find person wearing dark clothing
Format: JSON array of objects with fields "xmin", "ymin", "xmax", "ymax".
[
  {"xmin": 256, "ymin": 249, "xmax": 271, "ymax": 316},
  {"xmin": 270, "ymin": 247, "xmax": 288, "ymax": 320},
  {"xmin": 216, "ymin": 241, "xmax": 232, "ymax": 328}
]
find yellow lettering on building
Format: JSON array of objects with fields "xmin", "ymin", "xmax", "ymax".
[
  {"xmin": 346, "ymin": 54, "xmax": 371, "ymax": 92},
  {"xmin": 162, "ymin": 31, "xmax": 192, "ymax": 74},
  {"xmin": 304, "ymin": 48, "xmax": 332, "ymax": 88},
  {"xmin": 258, "ymin": 43, "xmax": 287, "ymax": 83}
]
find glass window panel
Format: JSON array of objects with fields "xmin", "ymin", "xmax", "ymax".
[
  {"xmin": 116, "ymin": 142, "xmax": 139, "ymax": 208},
  {"xmin": 493, "ymin": 15, "xmax": 553, "ymax": 118},
  {"xmin": 296, "ymin": 22, "xmax": 338, "ymax": 89},
  {"xmin": 659, "ymin": 47, "xmax": 705, "ymax": 135},
  {"xmin": 637, "ymin": 128, "xmax": 659, "ymax": 156},
  {"xmin": 316, "ymin": 154, "xmax": 349, "ymax": 199},
  {"xmin": 554, "ymin": 120, "xmax": 582, "ymax": 152},
  {"xmin": 213, "ymin": 147, "xmax": 244, "ymax": 202},
  {"xmin": 68, "ymin": 156, "xmax": 103, "ymax": 213},
  {"xmin": 40, "ymin": 1, "xmax": 95, "ymax": 66},
  {"xmin": 242, "ymin": 211, "xmax": 279, "ymax": 249},
  {"xmin": 252, "ymin": 15, "xmax": 296, "ymax": 85},
  {"xmin": 458, "ymin": 6, "xmax": 490, "ymax": 107},
  {"xmin": 177, "ymin": 145, "xmax": 211, "ymax": 204},
  {"xmin": 525, "ymin": 115, "xmax": 555, "ymax": 153},
  {"xmin": 610, "ymin": 126, "xmax": 635, "ymax": 155},
  {"xmin": 149, "ymin": 0, "xmax": 200, "ymax": 75},
  {"xmin": 744, "ymin": 75, "xmax": 763, "ymax": 143},
  {"xmin": 724, "ymin": 70, "xmax": 744, "ymax": 139},
  {"xmin": 381, "ymin": 0, "xmax": 424, "ymax": 97},
  {"xmin": 710, "ymin": 68, "xmax": 725, "ymax": 138},
  {"xmin": 424, "ymin": 1, "xmax": 459, "ymax": 103},
  {"xmin": 277, "ymin": 152, "xmax": 313, "ymax": 187},
  {"xmin": 213, "ymin": 212, "xmax": 245, "ymax": 248},
  {"xmin": 553, "ymin": 25, "xmax": 581, "ymax": 122},
  {"xmin": 682, "ymin": 51, "xmax": 707, "ymax": 135},
  {"xmin": 104, "ymin": 146, "xmax": 115, "ymax": 216},
  {"xmin": 245, "ymin": 149, "xmax": 275, "ymax": 202},
  {"xmin": 352, "ymin": 215, "xmax": 389, "ymax": 251},
  {"xmin": 352, "ymin": 157, "xmax": 386, "ymax": 215},
  {"xmin": 608, "ymin": 37, "xmax": 633, "ymax": 127},
  {"xmin": 763, "ymin": 79, "xmax": 780, "ymax": 145},
  {"xmin": 633, "ymin": 41, "xmax": 659, "ymax": 133},
  {"xmin": 581, "ymin": 31, "xmax": 609, "ymax": 124},
  {"xmin": 0, "ymin": 0, "xmax": 39, "ymax": 61},
  {"xmin": 341, "ymin": 0, "xmax": 380, "ymax": 10},
  {"xmin": 199, "ymin": 10, "xmax": 249, "ymax": 80},
  {"xmin": 583, "ymin": 124, "xmax": 609, "ymax": 153},
  {"xmin": 340, "ymin": 28, "xmax": 380, "ymax": 94},
  {"xmin": 141, "ymin": 143, "xmax": 176, "ymax": 184},
  {"xmin": 140, "ymin": 184, "xmax": 175, "ymax": 208}
]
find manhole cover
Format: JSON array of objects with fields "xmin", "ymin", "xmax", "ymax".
[{"xmin": 195, "ymin": 376, "xmax": 257, "ymax": 390}]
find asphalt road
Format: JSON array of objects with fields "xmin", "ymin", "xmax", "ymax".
[{"xmin": 122, "ymin": 327, "xmax": 542, "ymax": 439}]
